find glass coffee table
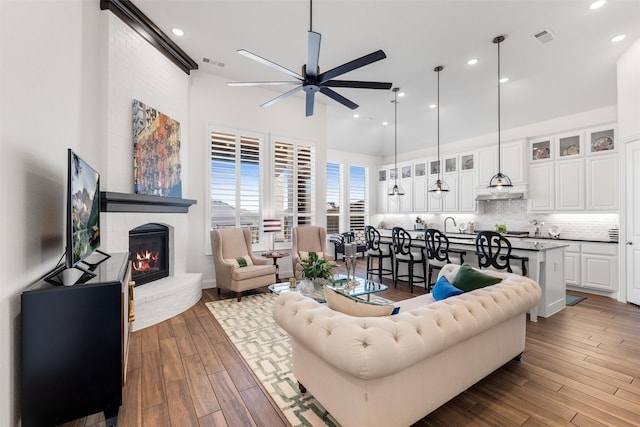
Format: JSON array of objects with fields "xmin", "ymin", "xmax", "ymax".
[{"xmin": 268, "ymin": 275, "xmax": 388, "ymax": 303}]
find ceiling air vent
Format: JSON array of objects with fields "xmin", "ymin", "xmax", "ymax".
[{"xmin": 534, "ymin": 29, "xmax": 556, "ymax": 44}]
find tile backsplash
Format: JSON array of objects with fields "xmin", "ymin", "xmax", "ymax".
[{"xmin": 379, "ymin": 199, "xmax": 619, "ymax": 242}]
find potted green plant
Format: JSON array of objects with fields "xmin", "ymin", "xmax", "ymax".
[{"xmin": 300, "ymin": 252, "xmax": 337, "ymax": 282}]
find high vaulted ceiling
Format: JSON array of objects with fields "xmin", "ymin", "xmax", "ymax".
[{"xmin": 135, "ymin": 0, "xmax": 640, "ymax": 157}]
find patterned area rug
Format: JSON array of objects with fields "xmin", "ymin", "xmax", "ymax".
[
  {"xmin": 206, "ymin": 293, "xmax": 338, "ymax": 427},
  {"xmin": 206, "ymin": 292, "xmax": 394, "ymax": 427}
]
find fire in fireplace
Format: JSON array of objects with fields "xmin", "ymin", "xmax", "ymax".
[{"xmin": 129, "ymin": 223, "xmax": 169, "ymax": 286}]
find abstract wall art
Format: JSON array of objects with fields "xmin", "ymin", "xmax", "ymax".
[{"xmin": 132, "ymin": 99, "xmax": 182, "ymax": 197}]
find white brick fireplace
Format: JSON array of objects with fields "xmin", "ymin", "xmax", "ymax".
[{"xmin": 102, "ymin": 207, "xmax": 201, "ymax": 331}]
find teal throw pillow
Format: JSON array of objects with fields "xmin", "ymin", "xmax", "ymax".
[
  {"xmin": 452, "ymin": 263, "xmax": 502, "ymax": 292},
  {"xmin": 432, "ymin": 275, "xmax": 463, "ymax": 300}
]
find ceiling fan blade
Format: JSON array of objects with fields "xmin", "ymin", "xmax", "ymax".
[
  {"xmin": 306, "ymin": 91, "xmax": 315, "ymax": 117},
  {"xmin": 237, "ymin": 49, "xmax": 304, "ymax": 80},
  {"xmin": 319, "ymin": 87, "xmax": 359, "ymax": 110},
  {"xmin": 260, "ymin": 86, "xmax": 304, "ymax": 108},
  {"xmin": 322, "ymin": 80, "xmax": 393, "ymax": 90},
  {"xmin": 306, "ymin": 31, "xmax": 321, "ymax": 78},
  {"xmin": 228, "ymin": 81, "xmax": 301, "ymax": 87},
  {"xmin": 318, "ymin": 50, "xmax": 387, "ymax": 83}
]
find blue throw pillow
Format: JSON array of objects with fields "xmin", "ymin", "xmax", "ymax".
[{"xmin": 432, "ymin": 275, "xmax": 463, "ymax": 301}]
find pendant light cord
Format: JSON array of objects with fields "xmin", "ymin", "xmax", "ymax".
[
  {"xmin": 497, "ymin": 38, "xmax": 502, "ymax": 174},
  {"xmin": 437, "ymin": 68, "xmax": 441, "ymax": 181},
  {"xmin": 394, "ymin": 88, "xmax": 398, "ymax": 186},
  {"xmin": 309, "ymin": 0, "xmax": 313, "ymax": 32}
]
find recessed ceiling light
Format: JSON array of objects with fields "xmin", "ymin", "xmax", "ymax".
[
  {"xmin": 353, "ymin": 114, "xmax": 359, "ymax": 118},
  {"xmin": 467, "ymin": 58, "xmax": 479, "ymax": 65},
  {"xmin": 499, "ymin": 77, "xmax": 509, "ymax": 83},
  {"xmin": 611, "ymin": 34, "xmax": 626, "ymax": 43},
  {"xmin": 429, "ymin": 104, "xmax": 437, "ymax": 109},
  {"xmin": 172, "ymin": 28, "xmax": 184, "ymax": 36},
  {"xmin": 398, "ymin": 92, "xmax": 406, "ymax": 97},
  {"xmin": 382, "ymin": 121, "xmax": 389, "ymax": 126},
  {"xmin": 589, "ymin": 0, "xmax": 606, "ymax": 10}
]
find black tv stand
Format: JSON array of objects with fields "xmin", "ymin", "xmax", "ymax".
[{"xmin": 21, "ymin": 253, "xmax": 131, "ymax": 427}]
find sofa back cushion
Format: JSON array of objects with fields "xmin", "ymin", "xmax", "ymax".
[
  {"xmin": 453, "ymin": 263, "xmax": 502, "ymax": 292},
  {"xmin": 324, "ymin": 286, "xmax": 397, "ymax": 317}
]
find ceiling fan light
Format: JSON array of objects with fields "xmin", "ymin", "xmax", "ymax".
[
  {"xmin": 488, "ymin": 172, "xmax": 513, "ymax": 194},
  {"xmin": 429, "ymin": 179, "xmax": 450, "ymax": 200}
]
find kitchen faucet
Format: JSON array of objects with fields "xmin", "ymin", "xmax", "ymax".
[
  {"xmin": 444, "ymin": 217, "xmax": 456, "ymax": 235},
  {"xmin": 530, "ymin": 219, "xmax": 544, "ymax": 237}
]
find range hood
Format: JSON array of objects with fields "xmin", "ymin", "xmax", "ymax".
[{"xmin": 475, "ymin": 192, "xmax": 525, "ymax": 201}]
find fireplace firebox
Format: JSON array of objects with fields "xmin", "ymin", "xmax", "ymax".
[{"xmin": 129, "ymin": 223, "xmax": 169, "ymax": 286}]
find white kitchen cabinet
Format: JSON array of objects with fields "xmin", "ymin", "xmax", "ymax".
[
  {"xmin": 556, "ymin": 159, "xmax": 585, "ymax": 210},
  {"xmin": 476, "ymin": 146, "xmax": 496, "ymax": 187},
  {"xmin": 458, "ymin": 171, "xmax": 477, "ymax": 212},
  {"xmin": 476, "ymin": 141, "xmax": 525, "ymax": 193},
  {"xmin": 377, "ymin": 167, "xmax": 389, "ymax": 213},
  {"xmin": 412, "ymin": 176, "xmax": 428, "ymax": 212},
  {"xmin": 563, "ymin": 242, "xmax": 581, "ymax": 286},
  {"xmin": 529, "ymin": 163, "xmax": 555, "ymax": 211},
  {"xmin": 586, "ymin": 154, "xmax": 618, "ymax": 211},
  {"xmin": 580, "ymin": 243, "xmax": 618, "ymax": 292},
  {"xmin": 442, "ymin": 175, "xmax": 458, "ymax": 212},
  {"xmin": 502, "ymin": 141, "xmax": 526, "ymax": 184}
]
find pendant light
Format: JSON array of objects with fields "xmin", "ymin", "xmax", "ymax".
[
  {"xmin": 429, "ymin": 65, "xmax": 449, "ymax": 200},
  {"xmin": 488, "ymin": 35, "xmax": 513, "ymax": 195},
  {"xmin": 388, "ymin": 87, "xmax": 405, "ymax": 199}
]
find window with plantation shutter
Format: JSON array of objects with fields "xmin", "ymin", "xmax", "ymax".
[
  {"xmin": 273, "ymin": 138, "xmax": 316, "ymax": 244},
  {"xmin": 210, "ymin": 129, "xmax": 263, "ymax": 244},
  {"xmin": 326, "ymin": 163, "xmax": 342, "ymax": 235},
  {"xmin": 349, "ymin": 165, "xmax": 368, "ymax": 231}
]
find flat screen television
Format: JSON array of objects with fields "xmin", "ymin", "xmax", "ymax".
[
  {"xmin": 46, "ymin": 149, "xmax": 109, "ymax": 285},
  {"xmin": 67, "ymin": 149, "xmax": 102, "ymax": 268}
]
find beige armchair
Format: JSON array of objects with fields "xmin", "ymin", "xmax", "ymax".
[
  {"xmin": 292, "ymin": 225, "xmax": 333, "ymax": 279},
  {"xmin": 210, "ymin": 228, "xmax": 276, "ymax": 301}
]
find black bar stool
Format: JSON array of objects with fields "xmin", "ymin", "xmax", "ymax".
[
  {"xmin": 475, "ymin": 230, "xmax": 528, "ymax": 276},
  {"xmin": 364, "ymin": 226, "xmax": 394, "ymax": 283},
  {"xmin": 391, "ymin": 226, "xmax": 427, "ymax": 293}
]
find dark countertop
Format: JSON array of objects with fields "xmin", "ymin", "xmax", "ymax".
[
  {"xmin": 378, "ymin": 230, "xmax": 569, "ymax": 252},
  {"xmin": 379, "ymin": 229, "xmax": 618, "ymax": 244},
  {"xmin": 444, "ymin": 232, "xmax": 618, "ymax": 245}
]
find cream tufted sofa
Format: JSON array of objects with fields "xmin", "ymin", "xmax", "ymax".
[{"xmin": 273, "ymin": 264, "xmax": 541, "ymax": 427}]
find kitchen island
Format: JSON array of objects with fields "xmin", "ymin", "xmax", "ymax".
[{"xmin": 378, "ymin": 229, "xmax": 569, "ymax": 321}]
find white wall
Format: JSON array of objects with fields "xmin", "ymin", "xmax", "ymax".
[
  {"xmin": 188, "ymin": 72, "xmax": 328, "ymax": 286},
  {"xmin": 0, "ymin": 1, "xmax": 103, "ymax": 425}
]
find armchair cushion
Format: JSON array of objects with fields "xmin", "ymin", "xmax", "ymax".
[{"xmin": 225, "ymin": 256, "xmax": 254, "ymax": 268}]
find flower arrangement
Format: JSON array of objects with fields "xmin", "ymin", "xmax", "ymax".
[{"xmin": 300, "ymin": 252, "xmax": 337, "ymax": 281}]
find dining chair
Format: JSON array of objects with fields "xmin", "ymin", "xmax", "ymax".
[
  {"xmin": 364, "ymin": 225, "xmax": 394, "ymax": 283},
  {"xmin": 423, "ymin": 228, "xmax": 467, "ymax": 291},
  {"xmin": 391, "ymin": 226, "xmax": 428, "ymax": 293},
  {"xmin": 475, "ymin": 230, "xmax": 528, "ymax": 276}
]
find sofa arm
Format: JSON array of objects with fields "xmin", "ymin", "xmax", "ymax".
[{"xmin": 274, "ymin": 275, "xmax": 541, "ymax": 380}]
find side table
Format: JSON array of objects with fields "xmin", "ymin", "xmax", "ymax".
[{"xmin": 263, "ymin": 252, "xmax": 290, "ymax": 283}]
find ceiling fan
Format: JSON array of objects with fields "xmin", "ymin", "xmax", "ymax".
[{"xmin": 228, "ymin": 0, "xmax": 393, "ymax": 117}]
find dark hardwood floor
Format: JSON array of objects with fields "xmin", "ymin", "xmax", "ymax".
[{"xmin": 63, "ymin": 262, "xmax": 640, "ymax": 427}]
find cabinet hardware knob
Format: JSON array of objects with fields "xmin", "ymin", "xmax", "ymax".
[{"xmin": 625, "ymin": 241, "xmax": 633, "ymax": 245}]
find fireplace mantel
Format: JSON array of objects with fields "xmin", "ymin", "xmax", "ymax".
[{"xmin": 100, "ymin": 192, "xmax": 197, "ymax": 213}]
